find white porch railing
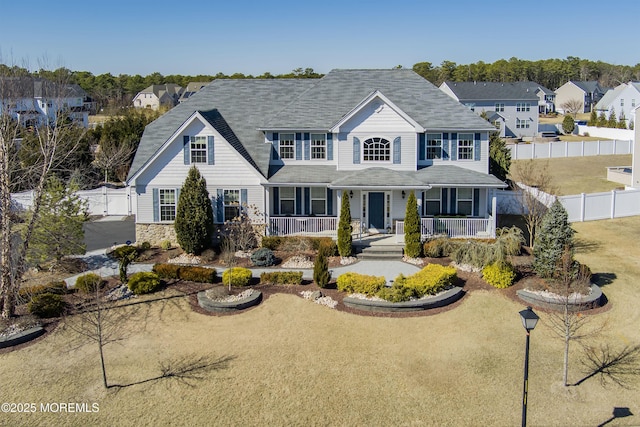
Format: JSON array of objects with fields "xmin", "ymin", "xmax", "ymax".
[
  {"xmin": 268, "ymin": 216, "xmax": 338, "ymax": 237},
  {"xmin": 395, "ymin": 217, "xmax": 495, "ymax": 242}
]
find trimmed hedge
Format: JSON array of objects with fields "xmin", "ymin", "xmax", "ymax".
[
  {"xmin": 336, "ymin": 272, "xmax": 387, "ymax": 295},
  {"xmin": 75, "ymin": 273, "xmax": 104, "ymax": 293},
  {"xmin": 222, "ymin": 267, "xmax": 252, "ymax": 287},
  {"xmin": 393, "ymin": 264, "xmax": 457, "ymax": 297},
  {"xmin": 28, "ymin": 293, "xmax": 66, "ymax": 318},
  {"xmin": 482, "ymin": 262, "xmax": 516, "ymax": 289},
  {"xmin": 19, "ymin": 281, "xmax": 68, "ymax": 299},
  {"xmin": 152, "ymin": 263, "xmax": 181, "ymax": 279},
  {"xmin": 152, "ymin": 263, "xmax": 217, "ymax": 283},
  {"xmin": 260, "ymin": 271, "xmax": 303, "ymax": 285},
  {"xmin": 261, "ymin": 236, "xmax": 338, "ymax": 256},
  {"xmin": 261, "ymin": 236, "xmax": 282, "ymax": 250},
  {"xmin": 127, "ymin": 272, "xmax": 162, "ymax": 295}
]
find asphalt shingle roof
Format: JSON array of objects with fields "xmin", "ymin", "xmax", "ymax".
[
  {"xmin": 442, "ymin": 81, "xmax": 540, "ymax": 101},
  {"xmin": 570, "ymin": 81, "xmax": 601, "ymax": 94},
  {"xmin": 128, "ymin": 69, "xmax": 497, "ymax": 182}
]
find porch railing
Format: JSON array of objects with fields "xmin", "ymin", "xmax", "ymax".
[
  {"xmin": 395, "ymin": 217, "xmax": 495, "ymax": 242},
  {"xmin": 268, "ymin": 216, "xmax": 338, "ymax": 237}
]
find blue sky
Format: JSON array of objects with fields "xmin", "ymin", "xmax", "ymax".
[{"xmin": 1, "ymin": 0, "xmax": 638, "ymax": 76}]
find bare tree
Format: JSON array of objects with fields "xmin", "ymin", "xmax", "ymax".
[
  {"xmin": 509, "ymin": 160, "xmax": 556, "ymax": 248},
  {"xmin": 560, "ymin": 99, "xmax": 584, "ymax": 118},
  {"xmin": 1, "ymin": 63, "xmax": 85, "ymax": 318},
  {"xmin": 92, "ymin": 141, "xmax": 136, "ymax": 184}
]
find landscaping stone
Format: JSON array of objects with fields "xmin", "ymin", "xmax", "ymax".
[
  {"xmin": 516, "ymin": 284, "xmax": 603, "ymax": 311},
  {"xmin": 197, "ymin": 289, "xmax": 262, "ymax": 312},
  {"xmin": 310, "ymin": 290, "xmax": 323, "ymax": 300},
  {"xmin": 0, "ymin": 326, "xmax": 45, "ymax": 349},
  {"xmin": 343, "ymin": 287, "xmax": 464, "ymax": 313}
]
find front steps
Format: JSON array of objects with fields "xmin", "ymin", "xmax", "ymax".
[{"xmin": 355, "ymin": 244, "xmax": 404, "ymax": 260}]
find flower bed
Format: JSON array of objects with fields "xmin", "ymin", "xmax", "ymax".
[
  {"xmin": 197, "ymin": 289, "xmax": 262, "ymax": 312},
  {"xmin": 516, "ymin": 283, "xmax": 603, "ymax": 311},
  {"xmin": 343, "ymin": 286, "xmax": 464, "ymax": 313}
]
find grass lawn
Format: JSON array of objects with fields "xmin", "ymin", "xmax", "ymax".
[
  {"xmin": 512, "ymin": 154, "xmax": 632, "ymax": 195},
  {"xmin": 2, "ymin": 218, "xmax": 640, "ymax": 426}
]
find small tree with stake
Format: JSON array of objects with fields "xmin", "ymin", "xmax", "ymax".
[
  {"xmin": 337, "ymin": 191, "xmax": 353, "ymax": 257},
  {"xmin": 404, "ymin": 192, "xmax": 422, "ymax": 258},
  {"xmin": 313, "ymin": 246, "xmax": 330, "ymax": 288}
]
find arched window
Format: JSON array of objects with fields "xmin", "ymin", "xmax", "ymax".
[{"xmin": 363, "ymin": 137, "xmax": 390, "ymax": 162}]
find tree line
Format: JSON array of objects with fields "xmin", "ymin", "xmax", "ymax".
[{"xmin": 3, "ymin": 58, "xmax": 639, "ymax": 111}]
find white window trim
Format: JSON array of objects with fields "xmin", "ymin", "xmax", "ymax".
[
  {"xmin": 457, "ymin": 133, "xmax": 474, "ymax": 160},
  {"xmin": 423, "ymin": 188, "xmax": 441, "ymax": 216},
  {"xmin": 223, "ymin": 189, "xmax": 241, "ymax": 222},
  {"xmin": 310, "ymin": 187, "xmax": 326, "ymax": 215},
  {"xmin": 495, "ymin": 103, "xmax": 505, "ymax": 112},
  {"xmin": 190, "ymin": 135, "xmax": 207, "ymax": 164},
  {"xmin": 279, "ymin": 133, "xmax": 295, "ymax": 160},
  {"xmin": 362, "ymin": 136, "xmax": 391, "ymax": 163},
  {"xmin": 456, "ymin": 188, "xmax": 474, "ymax": 216},
  {"xmin": 426, "ymin": 133, "xmax": 442, "ymax": 160},
  {"xmin": 310, "ymin": 133, "xmax": 326, "ymax": 160},
  {"xmin": 159, "ymin": 189, "xmax": 177, "ymax": 222},
  {"xmin": 279, "ymin": 187, "xmax": 295, "ymax": 215}
]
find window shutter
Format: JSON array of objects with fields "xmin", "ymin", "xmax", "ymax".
[
  {"xmin": 450, "ymin": 188, "xmax": 457, "ymax": 214},
  {"xmin": 442, "ymin": 133, "xmax": 449, "ymax": 160},
  {"xmin": 441, "ymin": 188, "xmax": 448, "ymax": 215},
  {"xmin": 327, "ymin": 188, "xmax": 333, "ymax": 215},
  {"xmin": 353, "ymin": 137, "xmax": 360, "ymax": 164},
  {"xmin": 273, "ymin": 187, "xmax": 280, "ymax": 215},
  {"xmin": 183, "ymin": 136, "xmax": 190, "ymax": 165},
  {"xmin": 295, "ymin": 133, "xmax": 302, "ymax": 160},
  {"xmin": 450, "ymin": 133, "xmax": 458, "ymax": 161},
  {"xmin": 240, "ymin": 188, "xmax": 248, "ymax": 212},
  {"xmin": 327, "ymin": 133, "xmax": 333, "ymax": 160},
  {"xmin": 216, "ymin": 189, "xmax": 224, "ymax": 223},
  {"xmin": 473, "ymin": 188, "xmax": 480, "ymax": 216},
  {"xmin": 152, "ymin": 188, "xmax": 159, "ymax": 222},
  {"xmin": 207, "ymin": 136, "xmax": 214, "ymax": 165},
  {"xmin": 272, "ymin": 132, "xmax": 279, "ymax": 160},
  {"xmin": 304, "ymin": 132, "xmax": 310, "ymax": 160},
  {"xmin": 295, "ymin": 187, "xmax": 302, "ymax": 215},
  {"xmin": 393, "ymin": 137, "xmax": 401, "ymax": 164},
  {"xmin": 304, "ymin": 187, "xmax": 310, "ymax": 214},
  {"xmin": 419, "ymin": 133, "xmax": 425, "ymax": 161},
  {"xmin": 474, "ymin": 133, "xmax": 481, "ymax": 161}
]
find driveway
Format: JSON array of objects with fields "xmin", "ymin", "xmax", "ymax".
[{"xmin": 83, "ymin": 216, "xmax": 136, "ymax": 252}]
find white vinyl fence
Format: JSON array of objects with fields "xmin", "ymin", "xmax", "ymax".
[
  {"xmin": 11, "ymin": 186, "xmax": 134, "ymax": 216},
  {"xmin": 509, "ymin": 139, "xmax": 633, "ymax": 160}
]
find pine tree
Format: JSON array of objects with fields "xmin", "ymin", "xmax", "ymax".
[
  {"xmin": 607, "ymin": 108, "xmax": 618, "ymax": 128},
  {"xmin": 489, "ymin": 133, "xmax": 511, "ymax": 182},
  {"xmin": 587, "ymin": 109, "xmax": 597, "ymax": 126},
  {"xmin": 597, "ymin": 111, "xmax": 607, "ymax": 127},
  {"xmin": 313, "ymin": 247, "xmax": 330, "ymax": 288},
  {"xmin": 337, "ymin": 191, "xmax": 353, "ymax": 257},
  {"xmin": 174, "ymin": 166, "xmax": 213, "ymax": 255},
  {"xmin": 404, "ymin": 192, "xmax": 422, "ymax": 258},
  {"xmin": 533, "ymin": 200, "xmax": 575, "ymax": 279},
  {"xmin": 617, "ymin": 111, "xmax": 627, "ymax": 129}
]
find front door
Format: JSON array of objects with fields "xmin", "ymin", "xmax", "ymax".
[{"xmin": 368, "ymin": 192, "xmax": 385, "ymax": 230}]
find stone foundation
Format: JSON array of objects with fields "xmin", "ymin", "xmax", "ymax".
[{"xmin": 136, "ymin": 223, "xmax": 177, "ymax": 247}]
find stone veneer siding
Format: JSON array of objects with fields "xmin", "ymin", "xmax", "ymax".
[{"xmin": 136, "ymin": 223, "xmax": 177, "ymax": 246}]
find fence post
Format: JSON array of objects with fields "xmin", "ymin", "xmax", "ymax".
[
  {"xmin": 102, "ymin": 186, "xmax": 107, "ymax": 216},
  {"xmin": 532, "ymin": 143, "xmax": 535, "ymax": 159},
  {"xmin": 611, "ymin": 190, "xmax": 616, "ymax": 219},
  {"xmin": 597, "ymin": 140, "xmax": 601, "ymax": 155},
  {"xmin": 580, "ymin": 193, "xmax": 586, "ymax": 222},
  {"xmin": 565, "ymin": 140, "xmax": 568, "ymax": 157},
  {"xmin": 581, "ymin": 140, "xmax": 585, "ymax": 156},
  {"xmin": 548, "ymin": 141, "xmax": 552, "ymax": 158},
  {"xmin": 613, "ymin": 139, "xmax": 617, "ymax": 154}
]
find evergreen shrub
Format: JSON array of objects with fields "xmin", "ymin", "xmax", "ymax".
[
  {"xmin": 482, "ymin": 262, "xmax": 517, "ymax": 288},
  {"xmin": 28, "ymin": 293, "xmax": 66, "ymax": 318},
  {"xmin": 75, "ymin": 273, "xmax": 104, "ymax": 293},
  {"xmin": 152, "ymin": 263, "xmax": 181, "ymax": 279},
  {"xmin": 259, "ymin": 271, "xmax": 303, "ymax": 285},
  {"xmin": 178, "ymin": 266, "xmax": 217, "ymax": 283},
  {"xmin": 261, "ymin": 236, "xmax": 282, "ymax": 250},
  {"xmin": 393, "ymin": 264, "xmax": 456, "ymax": 297},
  {"xmin": 336, "ymin": 272, "xmax": 386, "ymax": 295},
  {"xmin": 127, "ymin": 272, "xmax": 162, "ymax": 295},
  {"xmin": 250, "ymin": 248, "xmax": 276, "ymax": 267},
  {"xmin": 222, "ymin": 267, "xmax": 252, "ymax": 287}
]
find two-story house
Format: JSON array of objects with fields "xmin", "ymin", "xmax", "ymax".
[
  {"xmin": 0, "ymin": 77, "xmax": 90, "ymax": 127},
  {"xmin": 555, "ymin": 80, "xmax": 605, "ymax": 114},
  {"xmin": 594, "ymin": 82, "xmax": 640, "ymax": 127},
  {"xmin": 439, "ymin": 81, "xmax": 540, "ymax": 139},
  {"xmin": 133, "ymin": 84, "xmax": 184, "ymax": 110},
  {"xmin": 126, "ymin": 69, "xmax": 507, "ymax": 246}
]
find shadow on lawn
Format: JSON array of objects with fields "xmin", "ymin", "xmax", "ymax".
[
  {"xmin": 109, "ymin": 354, "xmax": 237, "ymax": 390},
  {"xmin": 591, "ymin": 273, "xmax": 617, "ymax": 288},
  {"xmin": 597, "ymin": 407, "xmax": 633, "ymax": 427}
]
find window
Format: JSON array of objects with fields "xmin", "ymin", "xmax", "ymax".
[
  {"xmin": 190, "ymin": 136, "xmax": 207, "ymax": 163},
  {"xmin": 363, "ymin": 137, "xmax": 390, "ymax": 162},
  {"xmin": 516, "ymin": 103, "xmax": 531, "ymax": 112},
  {"xmin": 493, "ymin": 120, "xmax": 501, "ymax": 129},
  {"xmin": 310, "ymin": 187, "xmax": 326, "ymax": 215},
  {"xmin": 620, "ymin": 99, "xmax": 624, "ymax": 107},
  {"xmin": 279, "ymin": 187, "xmax": 295, "ymax": 215},
  {"xmin": 159, "ymin": 189, "xmax": 176, "ymax": 221},
  {"xmin": 423, "ymin": 188, "xmax": 441, "ymax": 216},
  {"xmin": 457, "ymin": 188, "xmax": 473, "ymax": 216},
  {"xmin": 426, "ymin": 133, "xmax": 442, "ymax": 159},
  {"xmin": 224, "ymin": 189, "xmax": 240, "ymax": 221},
  {"xmin": 632, "ymin": 99, "xmax": 636, "ymax": 107},
  {"xmin": 516, "ymin": 118, "xmax": 530, "ymax": 129},
  {"xmin": 495, "ymin": 103, "xmax": 505, "ymax": 112},
  {"xmin": 279, "ymin": 133, "xmax": 295, "ymax": 159},
  {"xmin": 311, "ymin": 133, "xmax": 326, "ymax": 159},
  {"xmin": 457, "ymin": 133, "xmax": 474, "ymax": 160}
]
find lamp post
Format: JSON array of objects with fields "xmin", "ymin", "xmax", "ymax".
[{"xmin": 519, "ymin": 306, "xmax": 539, "ymax": 427}]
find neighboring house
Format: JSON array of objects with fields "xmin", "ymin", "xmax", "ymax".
[
  {"xmin": 0, "ymin": 77, "xmax": 90, "ymax": 128},
  {"xmin": 178, "ymin": 82, "xmax": 210, "ymax": 103},
  {"xmin": 126, "ymin": 69, "xmax": 507, "ymax": 246},
  {"xmin": 132, "ymin": 84, "xmax": 184, "ymax": 110},
  {"xmin": 439, "ymin": 81, "xmax": 540, "ymax": 139},
  {"xmin": 555, "ymin": 80, "xmax": 605, "ymax": 114},
  {"xmin": 594, "ymin": 82, "xmax": 640, "ymax": 127}
]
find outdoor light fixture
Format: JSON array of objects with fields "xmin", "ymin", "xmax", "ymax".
[
  {"xmin": 402, "ymin": 190, "xmax": 406, "ymax": 199},
  {"xmin": 349, "ymin": 190, "xmax": 353, "ymax": 199},
  {"xmin": 519, "ymin": 306, "xmax": 539, "ymax": 427}
]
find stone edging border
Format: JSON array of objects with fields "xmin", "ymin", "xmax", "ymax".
[
  {"xmin": 197, "ymin": 290, "xmax": 262, "ymax": 312},
  {"xmin": 516, "ymin": 284, "xmax": 603, "ymax": 311},
  {"xmin": 0, "ymin": 326, "xmax": 45, "ymax": 349},
  {"xmin": 342, "ymin": 286, "xmax": 464, "ymax": 313}
]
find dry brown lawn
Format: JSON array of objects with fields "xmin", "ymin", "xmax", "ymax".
[
  {"xmin": 512, "ymin": 154, "xmax": 632, "ymax": 195},
  {"xmin": 1, "ymin": 218, "xmax": 640, "ymax": 426}
]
